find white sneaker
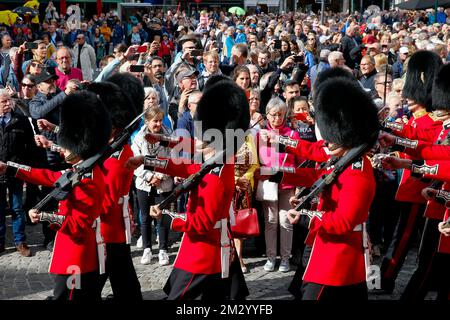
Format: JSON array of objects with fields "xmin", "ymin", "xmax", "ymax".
[
  {"xmin": 136, "ymin": 236, "xmax": 143, "ymax": 249},
  {"xmin": 279, "ymin": 259, "xmax": 290, "ymax": 272},
  {"xmin": 158, "ymin": 250, "xmax": 170, "ymax": 266},
  {"xmin": 263, "ymin": 258, "xmax": 276, "ymax": 272},
  {"xmin": 140, "ymin": 248, "xmax": 152, "ymax": 265}
]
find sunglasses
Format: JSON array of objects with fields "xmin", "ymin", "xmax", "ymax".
[{"xmin": 21, "ymin": 82, "xmax": 35, "ymax": 88}]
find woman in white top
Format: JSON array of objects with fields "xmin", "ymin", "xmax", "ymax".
[{"xmin": 132, "ymin": 107, "xmax": 174, "ymax": 266}]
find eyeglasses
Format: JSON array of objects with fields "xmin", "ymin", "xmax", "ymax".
[
  {"xmin": 268, "ymin": 113, "xmax": 284, "ymax": 118},
  {"xmin": 30, "ymin": 63, "xmax": 43, "ymax": 68},
  {"xmin": 21, "ymin": 83, "xmax": 35, "ymax": 88},
  {"xmin": 376, "ymin": 82, "xmax": 393, "ymax": 86}
]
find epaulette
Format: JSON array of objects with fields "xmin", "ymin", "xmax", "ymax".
[
  {"xmin": 351, "ymin": 157, "xmax": 364, "ymax": 171},
  {"xmin": 428, "ymin": 112, "xmax": 440, "ymax": 122}
]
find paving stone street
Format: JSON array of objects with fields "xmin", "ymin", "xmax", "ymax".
[{"xmin": 0, "ymin": 216, "xmax": 422, "ymax": 301}]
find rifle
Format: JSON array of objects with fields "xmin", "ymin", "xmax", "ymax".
[
  {"xmin": 158, "ymin": 149, "xmax": 225, "ymax": 216},
  {"xmin": 293, "ymin": 142, "xmax": 369, "ymax": 212},
  {"xmin": 33, "ymin": 111, "xmax": 145, "ymax": 211}
]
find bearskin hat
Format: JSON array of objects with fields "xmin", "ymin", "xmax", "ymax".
[
  {"xmin": 314, "ymin": 76, "xmax": 379, "ymax": 149},
  {"xmin": 57, "ymin": 91, "xmax": 112, "ymax": 160},
  {"xmin": 194, "ymin": 79, "xmax": 250, "ymax": 151},
  {"xmin": 107, "ymin": 72, "xmax": 145, "ymax": 112},
  {"xmin": 432, "ymin": 63, "xmax": 450, "ymax": 112},
  {"xmin": 88, "ymin": 81, "xmax": 138, "ymax": 130},
  {"xmin": 403, "ymin": 50, "xmax": 442, "ymax": 111}
]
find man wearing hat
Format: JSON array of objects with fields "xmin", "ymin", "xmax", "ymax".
[
  {"xmin": 392, "ymin": 46, "xmax": 409, "ymax": 79},
  {"xmin": 378, "ymin": 59, "xmax": 450, "ymax": 300},
  {"xmin": 168, "ymin": 68, "xmax": 199, "ymax": 127},
  {"xmin": 165, "ymin": 34, "xmax": 199, "ymax": 103},
  {"xmin": 29, "ymin": 68, "xmax": 79, "ymax": 249},
  {"xmin": 126, "ymin": 78, "xmax": 250, "ymax": 300},
  {"xmin": 87, "ymin": 82, "xmax": 142, "ymax": 301},
  {"xmin": 0, "ymin": 91, "xmax": 112, "ymax": 300},
  {"xmin": 378, "ymin": 50, "xmax": 443, "ymax": 295}
]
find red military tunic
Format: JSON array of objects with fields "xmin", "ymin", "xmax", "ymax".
[
  {"xmin": 397, "ymin": 122, "xmax": 450, "ymax": 220},
  {"xmin": 100, "ymin": 145, "xmax": 134, "ymax": 244},
  {"xmin": 281, "ymin": 136, "xmax": 330, "ymax": 163},
  {"xmin": 389, "ymin": 113, "xmax": 442, "ymax": 142},
  {"xmin": 395, "ymin": 112, "xmax": 438, "ymax": 203},
  {"xmin": 277, "ymin": 156, "xmax": 376, "ymax": 286},
  {"xmin": 12, "ymin": 165, "xmax": 105, "ymax": 274},
  {"xmin": 147, "ymin": 158, "xmax": 235, "ymax": 275}
]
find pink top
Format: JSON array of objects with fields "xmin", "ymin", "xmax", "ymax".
[
  {"xmin": 257, "ymin": 123, "xmax": 301, "ymax": 190},
  {"xmin": 55, "ymin": 67, "xmax": 83, "ymax": 91}
]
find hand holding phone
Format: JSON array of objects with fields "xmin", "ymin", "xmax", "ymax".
[
  {"xmin": 129, "ymin": 65, "xmax": 145, "ymax": 73},
  {"xmin": 274, "ymin": 40, "xmax": 282, "ymax": 49},
  {"xmin": 25, "ymin": 42, "xmax": 38, "ymax": 50}
]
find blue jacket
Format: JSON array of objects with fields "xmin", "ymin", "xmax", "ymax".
[{"xmin": 392, "ymin": 59, "xmax": 404, "ymax": 79}]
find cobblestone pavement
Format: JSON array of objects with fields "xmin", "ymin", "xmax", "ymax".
[{"xmin": 0, "ymin": 216, "xmax": 424, "ymax": 300}]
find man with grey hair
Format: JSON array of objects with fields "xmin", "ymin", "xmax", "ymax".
[
  {"xmin": 71, "ymin": 34, "xmax": 96, "ymax": 81},
  {"xmin": 309, "ymin": 49, "xmax": 331, "ymax": 89},
  {"xmin": 328, "ymin": 51, "xmax": 346, "ymax": 68},
  {"xmin": 0, "ymin": 88, "xmax": 35, "ymax": 257}
]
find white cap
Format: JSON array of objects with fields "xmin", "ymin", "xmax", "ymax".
[
  {"xmin": 319, "ymin": 35, "xmax": 332, "ymax": 44},
  {"xmin": 399, "ymin": 46, "xmax": 409, "ymax": 54}
]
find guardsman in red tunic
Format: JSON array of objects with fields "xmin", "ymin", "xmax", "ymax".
[
  {"xmin": 263, "ymin": 76, "xmax": 379, "ymax": 300},
  {"xmin": 0, "ymin": 91, "xmax": 111, "ymax": 301},
  {"xmin": 379, "ymin": 62, "xmax": 450, "ymax": 300},
  {"xmin": 127, "ymin": 79, "xmax": 250, "ymax": 300},
  {"xmin": 88, "ymin": 81, "xmax": 142, "ymax": 300},
  {"xmin": 376, "ymin": 51, "xmax": 444, "ymax": 293}
]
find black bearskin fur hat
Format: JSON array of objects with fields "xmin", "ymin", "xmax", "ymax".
[
  {"xmin": 432, "ymin": 63, "xmax": 450, "ymax": 112},
  {"xmin": 88, "ymin": 81, "xmax": 138, "ymax": 130},
  {"xmin": 107, "ymin": 72, "xmax": 145, "ymax": 112},
  {"xmin": 403, "ymin": 50, "xmax": 442, "ymax": 111},
  {"xmin": 194, "ymin": 79, "xmax": 250, "ymax": 151},
  {"xmin": 314, "ymin": 76, "xmax": 379, "ymax": 149},
  {"xmin": 57, "ymin": 91, "xmax": 112, "ymax": 159}
]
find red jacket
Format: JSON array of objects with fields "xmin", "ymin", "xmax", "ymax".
[
  {"xmin": 13, "ymin": 165, "xmax": 105, "ymax": 274},
  {"xmin": 399, "ymin": 123, "xmax": 450, "ymax": 219},
  {"xmin": 279, "ymin": 156, "xmax": 376, "ymax": 286},
  {"xmin": 409, "ymin": 159, "xmax": 450, "ymax": 254},
  {"xmin": 100, "ymin": 145, "xmax": 134, "ymax": 243},
  {"xmin": 395, "ymin": 113, "xmax": 437, "ymax": 203},
  {"xmin": 149, "ymin": 159, "xmax": 235, "ymax": 275}
]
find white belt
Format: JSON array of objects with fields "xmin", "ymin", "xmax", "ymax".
[
  {"xmin": 93, "ymin": 217, "xmax": 106, "ymax": 275},
  {"xmin": 214, "ymin": 218, "xmax": 231, "ymax": 279},
  {"xmin": 119, "ymin": 195, "xmax": 132, "ymax": 244}
]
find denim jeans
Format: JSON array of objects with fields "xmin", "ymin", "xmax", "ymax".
[{"xmin": 0, "ymin": 179, "xmax": 26, "ymax": 246}]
